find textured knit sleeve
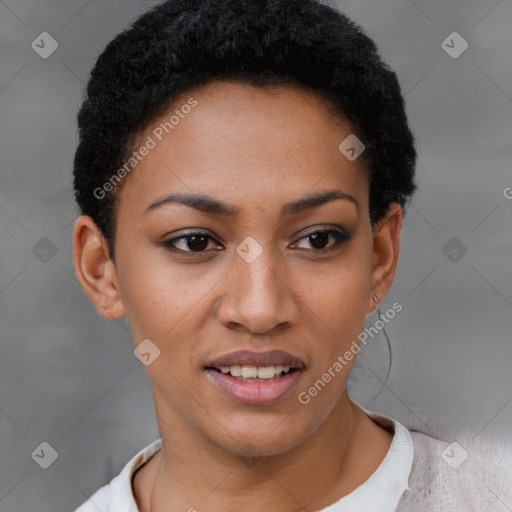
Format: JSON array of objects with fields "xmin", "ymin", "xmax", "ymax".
[{"xmin": 396, "ymin": 431, "xmax": 512, "ymax": 511}]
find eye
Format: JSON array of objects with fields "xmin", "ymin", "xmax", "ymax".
[
  {"xmin": 162, "ymin": 232, "xmax": 223, "ymax": 253},
  {"xmin": 161, "ymin": 228, "xmax": 351, "ymax": 255},
  {"xmin": 292, "ymin": 229, "xmax": 351, "ymax": 252}
]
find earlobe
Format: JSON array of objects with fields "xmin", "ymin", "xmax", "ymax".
[
  {"xmin": 72, "ymin": 216, "xmax": 126, "ymax": 320},
  {"xmin": 369, "ymin": 204, "xmax": 402, "ymax": 312}
]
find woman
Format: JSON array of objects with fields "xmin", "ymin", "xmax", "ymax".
[{"xmin": 71, "ymin": 0, "xmax": 499, "ymax": 510}]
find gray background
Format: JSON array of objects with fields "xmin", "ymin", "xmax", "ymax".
[{"xmin": 1, "ymin": 0, "xmax": 511, "ymax": 510}]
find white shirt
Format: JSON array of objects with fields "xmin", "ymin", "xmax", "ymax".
[{"xmin": 73, "ymin": 418, "xmax": 414, "ymax": 512}]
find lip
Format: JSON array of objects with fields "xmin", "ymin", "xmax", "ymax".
[
  {"xmin": 206, "ymin": 349, "xmax": 306, "ymax": 370},
  {"xmin": 205, "ymin": 367, "xmax": 304, "ymax": 406}
]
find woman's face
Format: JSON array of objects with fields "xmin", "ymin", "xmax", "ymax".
[{"xmin": 75, "ymin": 80, "xmax": 401, "ymax": 456}]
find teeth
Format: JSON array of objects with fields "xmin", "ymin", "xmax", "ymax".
[
  {"xmin": 230, "ymin": 365, "xmax": 242, "ymax": 377},
  {"xmin": 257, "ymin": 366, "xmax": 275, "ymax": 379},
  {"xmin": 241, "ymin": 366, "xmax": 258, "ymax": 378},
  {"xmin": 217, "ymin": 365, "xmax": 293, "ymax": 379}
]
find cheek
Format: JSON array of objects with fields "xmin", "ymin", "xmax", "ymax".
[
  {"xmin": 299, "ymin": 243, "xmax": 372, "ymax": 337},
  {"xmin": 294, "ymin": 249, "xmax": 372, "ymax": 409},
  {"xmin": 115, "ymin": 246, "xmax": 198, "ymax": 338},
  {"xmin": 115, "ymin": 243, "xmax": 230, "ymax": 357}
]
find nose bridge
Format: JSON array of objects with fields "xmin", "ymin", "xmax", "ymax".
[
  {"xmin": 240, "ymin": 247, "xmax": 281, "ymax": 299},
  {"xmin": 222, "ymin": 240, "xmax": 298, "ymax": 333}
]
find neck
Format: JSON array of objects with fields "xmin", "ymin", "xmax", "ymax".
[{"xmin": 138, "ymin": 389, "xmax": 392, "ymax": 512}]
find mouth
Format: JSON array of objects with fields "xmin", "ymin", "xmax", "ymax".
[{"xmin": 204, "ymin": 350, "xmax": 305, "ymax": 405}]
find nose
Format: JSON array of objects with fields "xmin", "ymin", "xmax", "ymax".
[{"xmin": 216, "ymin": 248, "xmax": 300, "ymax": 335}]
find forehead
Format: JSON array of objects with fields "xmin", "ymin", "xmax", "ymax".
[{"xmin": 116, "ymin": 80, "xmax": 369, "ymax": 220}]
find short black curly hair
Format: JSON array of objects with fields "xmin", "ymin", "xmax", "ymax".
[{"xmin": 73, "ymin": 0, "xmax": 417, "ymax": 262}]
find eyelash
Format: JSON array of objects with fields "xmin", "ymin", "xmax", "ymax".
[{"xmin": 161, "ymin": 228, "xmax": 351, "ymax": 255}]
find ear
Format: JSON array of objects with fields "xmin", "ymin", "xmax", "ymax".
[
  {"xmin": 72, "ymin": 215, "xmax": 126, "ymax": 320},
  {"xmin": 368, "ymin": 203, "xmax": 403, "ymax": 313}
]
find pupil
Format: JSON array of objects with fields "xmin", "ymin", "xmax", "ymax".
[
  {"xmin": 188, "ymin": 235, "xmax": 209, "ymax": 251},
  {"xmin": 310, "ymin": 232, "xmax": 329, "ymax": 249}
]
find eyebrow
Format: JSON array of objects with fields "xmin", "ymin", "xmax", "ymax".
[{"xmin": 144, "ymin": 189, "xmax": 359, "ymax": 219}]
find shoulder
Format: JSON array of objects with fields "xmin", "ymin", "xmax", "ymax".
[
  {"xmin": 397, "ymin": 430, "xmax": 512, "ymax": 511},
  {"xmin": 73, "ymin": 484, "xmax": 110, "ymax": 511},
  {"xmin": 71, "ymin": 439, "xmax": 162, "ymax": 512}
]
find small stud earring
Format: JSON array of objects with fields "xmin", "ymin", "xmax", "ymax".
[{"xmin": 373, "ymin": 295, "xmax": 379, "ymax": 306}]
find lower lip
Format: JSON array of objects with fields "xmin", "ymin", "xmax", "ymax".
[{"xmin": 205, "ymin": 369, "xmax": 303, "ymax": 406}]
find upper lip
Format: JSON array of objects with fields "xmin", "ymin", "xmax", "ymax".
[{"xmin": 206, "ymin": 350, "xmax": 306, "ymax": 370}]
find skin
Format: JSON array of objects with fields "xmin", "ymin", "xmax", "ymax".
[{"xmin": 73, "ymin": 80, "xmax": 402, "ymax": 512}]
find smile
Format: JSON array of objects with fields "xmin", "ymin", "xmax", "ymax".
[{"xmin": 204, "ymin": 349, "xmax": 306, "ymax": 405}]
